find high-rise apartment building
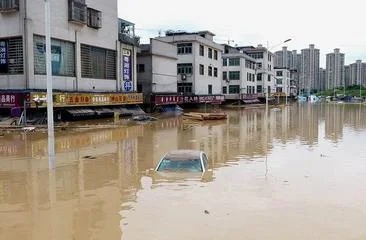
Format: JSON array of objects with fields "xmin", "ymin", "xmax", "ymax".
[
  {"xmin": 274, "ymin": 46, "xmax": 292, "ymax": 69},
  {"xmin": 349, "ymin": 60, "xmax": 366, "ymax": 86},
  {"xmin": 299, "ymin": 44, "xmax": 320, "ymax": 94},
  {"xmin": 319, "ymin": 68, "xmax": 326, "ymax": 91},
  {"xmin": 325, "ymin": 48, "xmax": 345, "ymax": 90}
]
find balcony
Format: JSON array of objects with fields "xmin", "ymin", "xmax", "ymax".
[
  {"xmin": 118, "ymin": 18, "xmax": 140, "ymax": 46},
  {"xmin": 0, "ymin": 0, "xmax": 19, "ymax": 12}
]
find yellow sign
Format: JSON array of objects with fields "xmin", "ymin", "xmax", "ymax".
[{"xmin": 30, "ymin": 92, "xmax": 143, "ymax": 108}]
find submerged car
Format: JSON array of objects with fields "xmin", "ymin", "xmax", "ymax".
[{"xmin": 155, "ymin": 150, "xmax": 208, "ymax": 172}]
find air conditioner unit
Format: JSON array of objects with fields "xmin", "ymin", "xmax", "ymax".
[
  {"xmin": 87, "ymin": 8, "xmax": 102, "ymax": 29},
  {"xmin": 0, "ymin": 0, "xmax": 19, "ymax": 12},
  {"xmin": 68, "ymin": 0, "xmax": 87, "ymax": 25}
]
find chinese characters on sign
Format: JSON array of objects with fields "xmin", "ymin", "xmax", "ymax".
[
  {"xmin": 154, "ymin": 95, "xmax": 224, "ymax": 105},
  {"xmin": 122, "ymin": 49, "xmax": 133, "ymax": 92},
  {"xmin": 0, "ymin": 40, "xmax": 8, "ymax": 73},
  {"xmin": 154, "ymin": 95, "xmax": 184, "ymax": 105},
  {"xmin": 0, "ymin": 93, "xmax": 20, "ymax": 108}
]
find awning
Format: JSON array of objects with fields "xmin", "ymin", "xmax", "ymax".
[
  {"xmin": 65, "ymin": 108, "xmax": 95, "ymax": 117},
  {"xmin": 243, "ymin": 99, "xmax": 261, "ymax": 104}
]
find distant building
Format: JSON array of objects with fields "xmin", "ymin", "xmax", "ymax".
[
  {"xmin": 237, "ymin": 45, "xmax": 276, "ymax": 96},
  {"xmin": 344, "ymin": 65, "xmax": 351, "ymax": 87},
  {"xmin": 325, "ymin": 48, "xmax": 345, "ymax": 90},
  {"xmin": 274, "ymin": 46, "xmax": 292, "ymax": 69},
  {"xmin": 222, "ymin": 45, "xmax": 257, "ymax": 102},
  {"xmin": 349, "ymin": 60, "xmax": 366, "ymax": 86},
  {"xmin": 319, "ymin": 68, "xmax": 326, "ymax": 91},
  {"xmin": 299, "ymin": 44, "xmax": 320, "ymax": 94}
]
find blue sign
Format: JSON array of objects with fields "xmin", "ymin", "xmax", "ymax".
[
  {"xmin": 0, "ymin": 40, "xmax": 8, "ymax": 73},
  {"xmin": 124, "ymin": 81, "xmax": 132, "ymax": 92}
]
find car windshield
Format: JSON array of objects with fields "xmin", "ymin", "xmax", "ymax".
[{"xmin": 157, "ymin": 159, "xmax": 202, "ymax": 172}]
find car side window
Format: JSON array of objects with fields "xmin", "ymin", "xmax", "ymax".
[{"xmin": 202, "ymin": 154, "xmax": 208, "ymax": 169}]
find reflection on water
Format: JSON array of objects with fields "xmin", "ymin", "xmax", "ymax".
[{"xmin": 1, "ymin": 103, "xmax": 366, "ymax": 240}]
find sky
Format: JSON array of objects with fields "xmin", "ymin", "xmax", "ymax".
[{"xmin": 118, "ymin": 0, "xmax": 366, "ymax": 67}]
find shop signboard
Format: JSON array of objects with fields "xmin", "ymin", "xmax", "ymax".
[
  {"xmin": 0, "ymin": 40, "xmax": 8, "ymax": 73},
  {"xmin": 154, "ymin": 95, "xmax": 184, "ymax": 105}
]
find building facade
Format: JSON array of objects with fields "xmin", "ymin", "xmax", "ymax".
[
  {"xmin": 299, "ymin": 44, "xmax": 320, "ymax": 94},
  {"xmin": 238, "ymin": 45, "xmax": 276, "ymax": 96},
  {"xmin": 319, "ymin": 68, "xmax": 326, "ymax": 91},
  {"xmin": 274, "ymin": 67, "xmax": 291, "ymax": 97},
  {"xmin": 325, "ymin": 48, "xmax": 345, "ymax": 90},
  {"xmin": 348, "ymin": 60, "xmax": 366, "ymax": 86},
  {"xmin": 137, "ymin": 38, "xmax": 179, "ymax": 107},
  {"xmin": 274, "ymin": 46, "xmax": 292, "ymax": 69},
  {"xmin": 0, "ymin": 0, "xmax": 142, "ymax": 111},
  {"xmin": 222, "ymin": 45, "xmax": 258, "ymax": 102}
]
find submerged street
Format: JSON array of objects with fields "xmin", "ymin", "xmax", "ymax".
[{"xmin": 1, "ymin": 103, "xmax": 366, "ymax": 240}]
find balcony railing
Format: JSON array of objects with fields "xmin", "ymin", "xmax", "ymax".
[{"xmin": 118, "ymin": 33, "xmax": 140, "ymax": 46}]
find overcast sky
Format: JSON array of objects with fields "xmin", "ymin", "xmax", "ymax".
[{"xmin": 118, "ymin": 0, "xmax": 366, "ymax": 67}]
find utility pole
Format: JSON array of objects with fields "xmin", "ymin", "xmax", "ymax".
[{"xmin": 45, "ymin": 0, "xmax": 55, "ymax": 168}]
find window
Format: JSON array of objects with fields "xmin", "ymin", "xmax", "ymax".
[
  {"xmin": 229, "ymin": 85, "xmax": 240, "ymax": 94},
  {"xmin": 229, "ymin": 58, "xmax": 240, "ymax": 66},
  {"xmin": 0, "ymin": 37, "xmax": 23, "ymax": 74},
  {"xmin": 223, "ymin": 58, "xmax": 228, "ymax": 66},
  {"xmin": 137, "ymin": 64, "xmax": 145, "ymax": 73},
  {"xmin": 223, "ymin": 71, "xmax": 227, "ymax": 80},
  {"xmin": 34, "ymin": 35, "xmax": 75, "ymax": 76},
  {"xmin": 214, "ymin": 67, "xmax": 218, "ymax": 77},
  {"xmin": 276, "ymin": 87, "xmax": 283, "ymax": 92},
  {"xmin": 177, "ymin": 82, "xmax": 192, "ymax": 93},
  {"xmin": 245, "ymin": 60, "xmax": 255, "ymax": 69},
  {"xmin": 257, "ymin": 85, "xmax": 262, "ymax": 93},
  {"xmin": 199, "ymin": 45, "xmax": 204, "ymax": 56},
  {"xmin": 257, "ymin": 63, "xmax": 262, "ymax": 69},
  {"xmin": 208, "ymin": 84, "xmax": 212, "ymax": 94},
  {"xmin": 177, "ymin": 43, "xmax": 192, "ymax": 54},
  {"xmin": 87, "ymin": 8, "xmax": 102, "ymax": 29},
  {"xmin": 80, "ymin": 44, "xmax": 116, "ymax": 79},
  {"xmin": 222, "ymin": 86, "xmax": 227, "ymax": 94},
  {"xmin": 177, "ymin": 63, "xmax": 193, "ymax": 75},
  {"xmin": 276, "ymin": 71, "xmax": 283, "ymax": 76},
  {"xmin": 208, "ymin": 66, "xmax": 212, "ymax": 76},
  {"xmin": 214, "ymin": 50, "xmax": 218, "ymax": 60},
  {"xmin": 257, "ymin": 73, "xmax": 262, "ymax": 81},
  {"xmin": 229, "ymin": 71, "xmax": 240, "ymax": 80},
  {"xmin": 0, "ymin": 0, "xmax": 19, "ymax": 11},
  {"xmin": 276, "ymin": 78, "xmax": 282, "ymax": 85},
  {"xmin": 267, "ymin": 75, "xmax": 271, "ymax": 82},
  {"xmin": 199, "ymin": 64, "xmax": 204, "ymax": 75},
  {"xmin": 208, "ymin": 48, "xmax": 212, "ymax": 58}
]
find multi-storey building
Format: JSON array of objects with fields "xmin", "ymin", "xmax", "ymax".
[
  {"xmin": 274, "ymin": 67, "xmax": 291, "ymax": 97},
  {"xmin": 349, "ymin": 60, "xmax": 366, "ymax": 86},
  {"xmin": 156, "ymin": 31, "xmax": 224, "ymax": 104},
  {"xmin": 136, "ymin": 38, "xmax": 180, "ymax": 109},
  {"xmin": 221, "ymin": 45, "xmax": 258, "ymax": 103},
  {"xmin": 274, "ymin": 46, "xmax": 292, "ymax": 69},
  {"xmin": 0, "ymin": 0, "xmax": 142, "ymax": 114},
  {"xmin": 237, "ymin": 45, "xmax": 276, "ymax": 96},
  {"xmin": 319, "ymin": 68, "xmax": 326, "ymax": 91},
  {"xmin": 299, "ymin": 44, "xmax": 320, "ymax": 94},
  {"xmin": 344, "ymin": 65, "xmax": 351, "ymax": 87},
  {"xmin": 325, "ymin": 48, "xmax": 345, "ymax": 90}
]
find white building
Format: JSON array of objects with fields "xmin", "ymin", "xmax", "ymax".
[
  {"xmin": 0, "ymin": 0, "xmax": 139, "ymax": 93},
  {"xmin": 222, "ymin": 45, "xmax": 258, "ymax": 102},
  {"xmin": 156, "ymin": 31, "xmax": 224, "ymax": 96},
  {"xmin": 237, "ymin": 45, "xmax": 276, "ymax": 96},
  {"xmin": 137, "ymin": 38, "xmax": 179, "ymax": 106},
  {"xmin": 274, "ymin": 67, "xmax": 291, "ymax": 97}
]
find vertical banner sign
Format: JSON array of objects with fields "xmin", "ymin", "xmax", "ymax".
[
  {"xmin": 122, "ymin": 49, "xmax": 133, "ymax": 92},
  {"xmin": 0, "ymin": 40, "xmax": 8, "ymax": 73}
]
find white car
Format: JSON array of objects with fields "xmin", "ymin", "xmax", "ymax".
[{"xmin": 155, "ymin": 150, "xmax": 209, "ymax": 172}]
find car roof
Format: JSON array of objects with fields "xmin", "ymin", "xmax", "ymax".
[{"xmin": 163, "ymin": 150, "xmax": 202, "ymax": 161}]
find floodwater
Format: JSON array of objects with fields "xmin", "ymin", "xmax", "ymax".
[{"xmin": 1, "ymin": 103, "xmax": 366, "ymax": 240}]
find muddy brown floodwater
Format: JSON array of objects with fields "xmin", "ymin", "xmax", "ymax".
[{"xmin": 1, "ymin": 103, "xmax": 366, "ymax": 240}]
